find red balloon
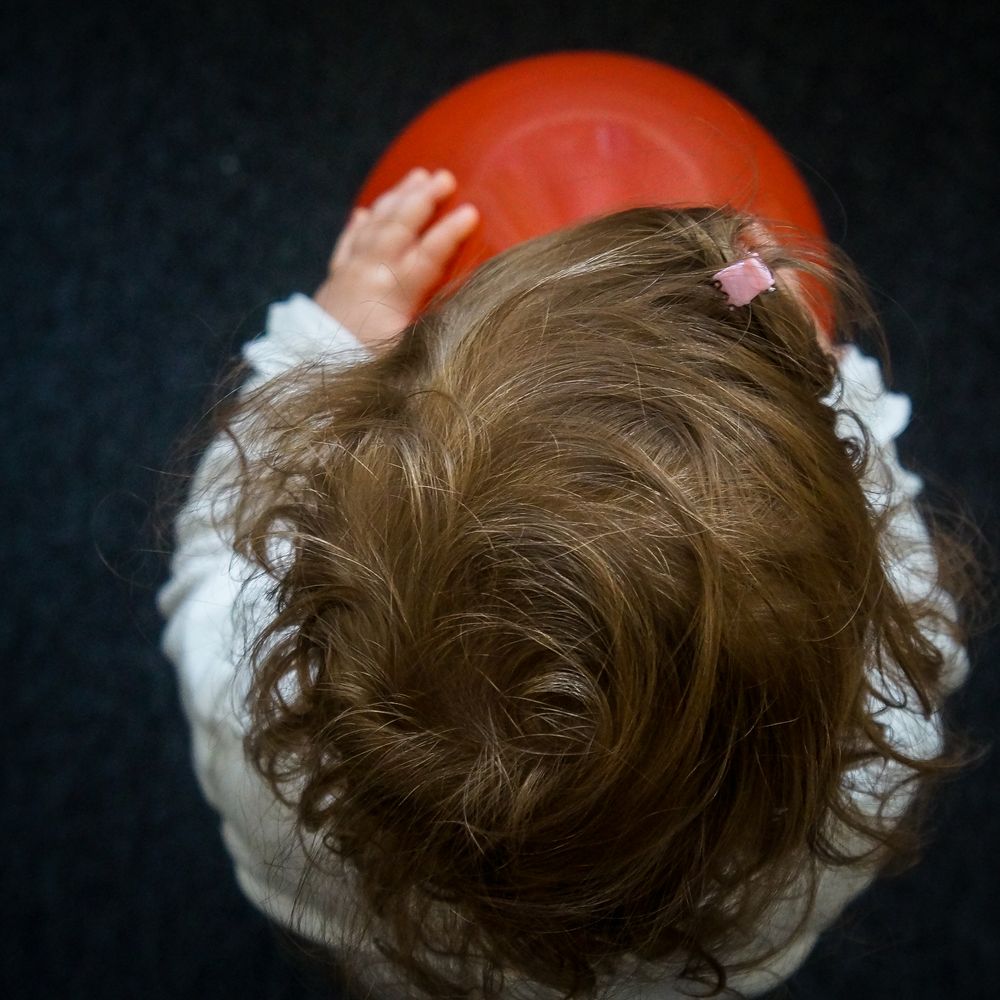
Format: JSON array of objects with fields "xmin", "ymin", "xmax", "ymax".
[{"xmin": 355, "ymin": 50, "xmax": 834, "ymax": 341}]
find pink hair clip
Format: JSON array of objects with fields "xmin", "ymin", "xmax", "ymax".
[{"xmin": 711, "ymin": 252, "xmax": 777, "ymax": 309}]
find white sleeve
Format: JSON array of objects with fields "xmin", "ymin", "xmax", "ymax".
[
  {"xmin": 155, "ymin": 297, "xmax": 394, "ymax": 943},
  {"xmin": 157, "ymin": 292, "xmax": 369, "ymax": 617},
  {"xmin": 170, "ymin": 291, "xmax": 371, "ymax": 547},
  {"xmin": 826, "ymin": 344, "xmax": 971, "ymax": 698},
  {"xmin": 721, "ymin": 346, "xmax": 974, "ymax": 996},
  {"xmin": 156, "ymin": 292, "xmax": 371, "ymax": 796},
  {"xmin": 239, "ymin": 292, "xmax": 372, "ymax": 394}
]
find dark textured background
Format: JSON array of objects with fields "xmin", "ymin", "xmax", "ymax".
[{"xmin": 4, "ymin": 1, "xmax": 998, "ymax": 997}]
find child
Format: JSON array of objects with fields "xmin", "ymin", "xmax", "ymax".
[{"xmin": 157, "ymin": 167, "xmax": 976, "ymax": 999}]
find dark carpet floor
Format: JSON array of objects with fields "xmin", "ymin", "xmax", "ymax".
[{"xmin": 4, "ymin": 1, "xmax": 998, "ymax": 997}]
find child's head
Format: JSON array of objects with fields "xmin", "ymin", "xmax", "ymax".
[{"xmin": 218, "ymin": 206, "xmax": 976, "ymax": 999}]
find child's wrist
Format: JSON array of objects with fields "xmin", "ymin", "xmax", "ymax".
[
  {"xmin": 311, "ymin": 277, "xmax": 406, "ymax": 355},
  {"xmin": 312, "ymin": 278, "xmax": 344, "ymax": 325},
  {"xmin": 312, "ymin": 279, "xmax": 367, "ymax": 344}
]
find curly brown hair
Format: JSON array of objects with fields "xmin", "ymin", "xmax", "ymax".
[{"xmin": 198, "ymin": 206, "xmax": 986, "ymax": 999}]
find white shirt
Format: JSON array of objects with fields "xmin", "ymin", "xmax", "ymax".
[{"xmin": 157, "ymin": 293, "xmax": 969, "ymax": 999}]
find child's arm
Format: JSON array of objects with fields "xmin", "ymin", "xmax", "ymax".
[
  {"xmin": 158, "ymin": 169, "xmax": 480, "ymax": 770},
  {"xmin": 154, "ymin": 172, "xmax": 481, "ymax": 942},
  {"xmin": 165, "ymin": 166, "xmax": 481, "ymax": 551}
]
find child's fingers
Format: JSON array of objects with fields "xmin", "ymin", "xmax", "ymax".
[
  {"xmin": 396, "ymin": 169, "xmax": 458, "ymax": 234},
  {"xmin": 372, "ymin": 168, "xmax": 458, "ymax": 242},
  {"xmin": 331, "ymin": 207, "xmax": 371, "ymax": 269},
  {"xmin": 370, "ymin": 167, "xmax": 432, "ymax": 218},
  {"xmin": 413, "ymin": 203, "xmax": 480, "ymax": 268}
]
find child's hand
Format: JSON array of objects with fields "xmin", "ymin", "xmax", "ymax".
[{"xmin": 313, "ymin": 167, "xmax": 480, "ymax": 352}]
